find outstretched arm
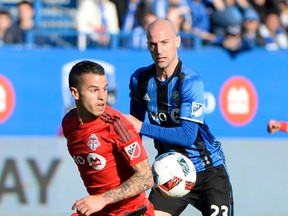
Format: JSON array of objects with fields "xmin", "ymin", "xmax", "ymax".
[
  {"xmin": 124, "ymin": 114, "xmax": 199, "ymax": 148},
  {"xmin": 71, "ymin": 159, "xmax": 153, "ymax": 215},
  {"xmin": 267, "ymin": 120, "xmax": 288, "ymax": 133}
]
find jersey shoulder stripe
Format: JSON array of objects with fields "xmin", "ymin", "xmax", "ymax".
[
  {"xmin": 113, "ymin": 117, "xmax": 133, "ymax": 143},
  {"xmin": 100, "ymin": 108, "xmax": 133, "ymax": 144}
]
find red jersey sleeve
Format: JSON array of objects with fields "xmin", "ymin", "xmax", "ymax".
[{"xmin": 106, "ymin": 107, "xmax": 148, "ymax": 167}]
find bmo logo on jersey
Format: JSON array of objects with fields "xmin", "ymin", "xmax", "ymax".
[
  {"xmin": 87, "ymin": 153, "xmax": 106, "ymax": 170},
  {"xmin": 149, "ymin": 108, "xmax": 180, "ymax": 124},
  {"xmin": 73, "ymin": 153, "xmax": 106, "ymax": 170}
]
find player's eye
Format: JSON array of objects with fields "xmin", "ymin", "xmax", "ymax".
[
  {"xmin": 147, "ymin": 42, "xmax": 156, "ymax": 49},
  {"xmin": 90, "ymin": 88, "xmax": 98, "ymax": 93}
]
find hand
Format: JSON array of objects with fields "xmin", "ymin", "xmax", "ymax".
[
  {"xmin": 267, "ymin": 120, "xmax": 280, "ymax": 134},
  {"xmin": 72, "ymin": 194, "xmax": 107, "ymax": 216},
  {"xmin": 123, "ymin": 114, "xmax": 143, "ymax": 133}
]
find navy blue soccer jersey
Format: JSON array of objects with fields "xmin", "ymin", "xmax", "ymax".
[{"xmin": 129, "ymin": 60, "xmax": 226, "ymax": 172}]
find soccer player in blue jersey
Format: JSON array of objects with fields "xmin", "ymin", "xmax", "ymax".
[{"xmin": 125, "ymin": 19, "xmax": 234, "ymax": 216}]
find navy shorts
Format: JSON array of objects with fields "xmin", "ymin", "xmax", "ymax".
[{"xmin": 149, "ymin": 164, "xmax": 234, "ymax": 216}]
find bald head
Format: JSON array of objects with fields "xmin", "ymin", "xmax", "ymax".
[{"xmin": 146, "ymin": 19, "xmax": 177, "ymax": 40}]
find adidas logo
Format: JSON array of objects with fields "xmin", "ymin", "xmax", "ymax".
[{"xmin": 143, "ymin": 93, "xmax": 150, "ymax": 101}]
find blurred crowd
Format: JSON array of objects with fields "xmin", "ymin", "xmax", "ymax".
[{"xmin": 0, "ymin": 0, "xmax": 288, "ymax": 52}]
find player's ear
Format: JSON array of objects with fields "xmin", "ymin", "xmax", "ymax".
[
  {"xmin": 175, "ymin": 35, "xmax": 181, "ymax": 48},
  {"xmin": 70, "ymin": 87, "xmax": 79, "ymax": 100}
]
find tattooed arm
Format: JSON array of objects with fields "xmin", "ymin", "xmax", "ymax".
[{"xmin": 71, "ymin": 159, "xmax": 153, "ymax": 215}]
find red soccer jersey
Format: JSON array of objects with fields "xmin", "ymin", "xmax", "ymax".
[{"xmin": 62, "ymin": 106, "xmax": 151, "ymax": 215}]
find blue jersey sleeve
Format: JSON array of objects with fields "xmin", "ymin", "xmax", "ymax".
[
  {"xmin": 180, "ymin": 73, "xmax": 205, "ymax": 124},
  {"xmin": 130, "ymin": 97, "xmax": 146, "ymax": 122},
  {"xmin": 140, "ymin": 119, "xmax": 198, "ymax": 148},
  {"xmin": 129, "ymin": 70, "xmax": 147, "ymax": 121}
]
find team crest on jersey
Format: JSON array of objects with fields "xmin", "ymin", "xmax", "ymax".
[
  {"xmin": 124, "ymin": 142, "xmax": 141, "ymax": 160},
  {"xmin": 172, "ymin": 91, "xmax": 180, "ymax": 107},
  {"xmin": 192, "ymin": 102, "xmax": 204, "ymax": 117},
  {"xmin": 87, "ymin": 134, "xmax": 101, "ymax": 151}
]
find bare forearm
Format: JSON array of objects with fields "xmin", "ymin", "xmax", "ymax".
[{"xmin": 102, "ymin": 159, "xmax": 153, "ymax": 205}]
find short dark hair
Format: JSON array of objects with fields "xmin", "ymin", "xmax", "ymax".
[
  {"xmin": 0, "ymin": 9, "xmax": 11, "ymax": 18},
  {"xmin": 69, "ymin": 60, "xmax": 105, "ymax": 88},
  {"xmin": 18, "ymin": 1, "xmax": 33, "ymax": 8}
]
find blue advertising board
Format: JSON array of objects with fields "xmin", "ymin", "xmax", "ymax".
[{"xmin": 0, "ymin": 47, "xmax": 287, "ymax": 137}]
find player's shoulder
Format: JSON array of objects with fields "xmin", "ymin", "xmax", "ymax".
[
  {"xmin": 181, "ymin": 64, "xmax": 203, "ymax": 82},
  {"xmin": 104, "ymin": 105, "xmax": 121, "ymax": 116},
  {"xmin": 62, "ymin": 107, "xmax": 77, "ymax": 122},
  {"xmin": 104, "ymin": 106, "xmax": 134, "ymax": 125},
  {"xmin": 131, "ymin": 63, "xmax": 155, "ymax": 79},
  {"xmin": 101, "ymin": 106, "xmax": 126, "ymax": 124},
  {"xmin": 181, "ymin": 63, "xmax": 202, "ymax": 80},
  {"xmin": 102, "ymin": 106, "xmax": 137, "ymax": 139},
  {"xmin": 61, "ymin": 107, "xmax": 78, "ymax": 136}
]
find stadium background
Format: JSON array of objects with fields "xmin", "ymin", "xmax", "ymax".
[{"xmin": 1, "ymin": 0, "xmax": 288, "ymax": 215}]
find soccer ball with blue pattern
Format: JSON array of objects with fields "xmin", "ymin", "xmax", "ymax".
[{"xmin": 152, "ymin": 152, "xmax": 197, "ymax": 198}]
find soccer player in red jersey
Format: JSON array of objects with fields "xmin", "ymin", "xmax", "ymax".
[
  {"xmin": 62, "ymin": 60, "xmax": 154, "ymax": 216},
  {"xmin": 267, "ymin": 119, "xmax": 288, "ymax": 133}
]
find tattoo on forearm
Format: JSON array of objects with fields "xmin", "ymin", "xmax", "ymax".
[{"xmin": 102, "ymin": 159, "xmax": 153, "ymax": 204}]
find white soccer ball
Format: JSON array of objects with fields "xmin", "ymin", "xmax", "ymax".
[{"xmin": 152, "ymin": 152, "xmax": 197, "ymax": 198}]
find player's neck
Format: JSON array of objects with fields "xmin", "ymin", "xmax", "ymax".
[
  {"xmin": 156, "ymin": 59, "xmax": 179, "ymax": 81},
  {"xmin": 156, "ymin": 70, "xmax": 170, "ymax": 81},
  {"xmin": 77, "ymin": 110, "xmax": 98, "ymax": 124}
]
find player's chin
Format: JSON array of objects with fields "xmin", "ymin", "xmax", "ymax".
[
  {"xmin": 94, "ymin": 106, "xmax": 106, "ymax": 116},
  {"xmin": 157, "ymin": 62, "xmax": 169, "ymax": 70}
]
